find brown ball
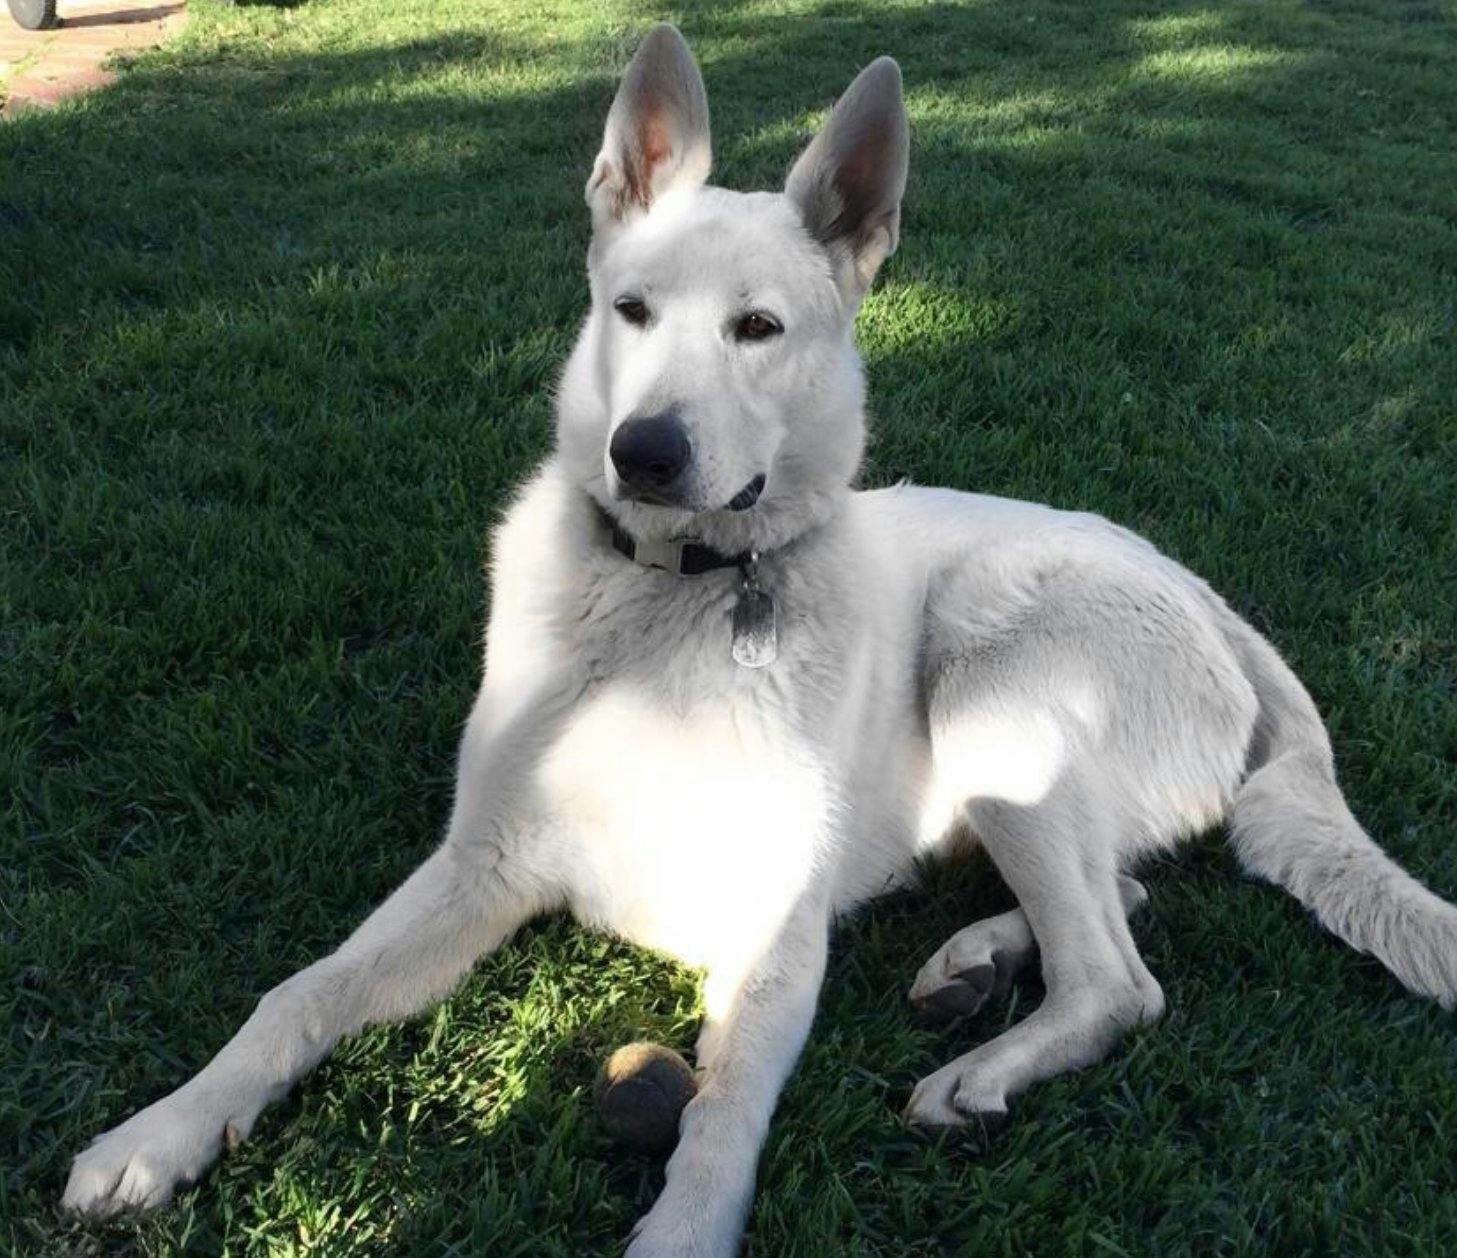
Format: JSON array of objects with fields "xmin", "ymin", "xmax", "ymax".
[{"xmin": 594, "ymin": 1041, "xmax": 698, "ymax": 1156}]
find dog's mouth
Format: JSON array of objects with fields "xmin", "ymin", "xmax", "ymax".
[
  {"xmin": 617, "ymin": 474, "xmax": 766, "ymax": 513},
  {"xmin": 726, "ymin": 474, "xmax": 766, "ymax": 512}
]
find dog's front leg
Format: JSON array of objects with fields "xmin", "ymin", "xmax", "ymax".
[
  {"xmin": 627, "ymin": 896, "xmax": 829, "ymax": 1258},
  {"xmin": 63, "ymin": 681, "xmax": 565, "ymax": 1218}
]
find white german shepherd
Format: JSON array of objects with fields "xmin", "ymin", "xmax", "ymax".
[{"xmin": 65, "ymin": 25, "xmax": 1457, "ymax": 1255}]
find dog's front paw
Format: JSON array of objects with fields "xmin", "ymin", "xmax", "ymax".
[
  {"xmin": 63, "ymin": 1091, "xmax": 232, "ymax": 1218},
  {"xmin": 625, "ymin": 1213, "xmax": 729, "ymax": 1258},
  {"xmin": 624, "ymin": 1182, "xmax": 746, "ymax": 1258}
]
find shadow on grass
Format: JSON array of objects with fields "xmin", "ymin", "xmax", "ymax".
[{"xmin": 3, "ymin": 0, "xmax": 1456, "ymax": 1252}]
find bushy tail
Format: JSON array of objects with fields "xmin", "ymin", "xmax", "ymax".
[{"xmin": 1223, "ymin": 617, "xmax": 1457, "ymax": 1007}]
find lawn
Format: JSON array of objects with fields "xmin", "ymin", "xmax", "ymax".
[{"xmin": 3, "ymin": 0, "xmax": 1456, "ymax": 1252}]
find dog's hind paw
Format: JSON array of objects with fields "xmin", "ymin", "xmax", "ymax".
[
  {"xmin": 908, "ymin": 909, "xmax": 1036, "ymax": 1022},
  {"xmin": 902, "ymin": 1058, "xmax": 1010, "ymax": 1133},
  {"xmin": 910, "ymin": 960, "xmax": 1000, "ymax": 1021}
]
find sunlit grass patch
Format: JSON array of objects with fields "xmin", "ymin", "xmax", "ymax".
[{"xmin": 1132, "ymin": 44, "xmax": 1306, "ymax": 86}]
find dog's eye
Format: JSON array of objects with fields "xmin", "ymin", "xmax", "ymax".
[
  {"xmin": 733, "ymin": 312, "xmax": 783, "ymax": 343},
  {"xmin": 613, "ymin": 296, "xmax": 650, "ymax": 327}
]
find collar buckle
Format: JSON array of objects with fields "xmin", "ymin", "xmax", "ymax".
[
  {"xmin": 599, "ymin": 502, "xmax": 749, "ymax": 577},
  {"xmin": 631, "ymin": 537, "xmax": 690, "ymax": 574}
]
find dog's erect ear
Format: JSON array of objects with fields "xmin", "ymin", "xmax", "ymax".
[
  {"xmin": 586, "ymin": 24, "xmax": 711, "ymax": 234},
  {"xmin": 785, "ymin": 57, "xmax": 908, "ymax": 295}
]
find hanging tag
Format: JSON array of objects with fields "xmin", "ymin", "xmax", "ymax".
[{"xmin": 731, "ymin": 557, "xmax": 777, "ymax": 669}]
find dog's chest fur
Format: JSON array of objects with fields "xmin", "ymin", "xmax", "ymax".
[
  {"xmin": 547, "ymin": 547, "xmax": 854, "ymax": 965},
  {"xmin": 497, "ymin": 471, "xmax": 925, "ymax": 967},
  {"xmin": 541, "ymin": 680, "xmax": 828, "ymax": 967}
]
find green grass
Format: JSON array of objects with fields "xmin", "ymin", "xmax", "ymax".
[{"xmin": 3, "ymin": 0, "xmax": 1456, "ymax": 1251}]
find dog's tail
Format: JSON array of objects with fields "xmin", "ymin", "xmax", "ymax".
[{"xmin": 1222, "ymin": 614, "xmax": 1457, "ymax": 1007}]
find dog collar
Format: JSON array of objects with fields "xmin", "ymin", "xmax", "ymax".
[
  {"xmin": 595, "ymin": 503, "xmax": 779, "ymax": 666},
  {"xmin": 602, "ymin": 508, "xmax": 750, "ymax": 576}
]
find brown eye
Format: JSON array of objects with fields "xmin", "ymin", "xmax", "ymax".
[
  {"xmin": 613, "ymin": 296, "xmax": 649, "ymax": 327},
  {"xmin": 734, "ymin": 311, "xmax": 782, "ymax": 342}
]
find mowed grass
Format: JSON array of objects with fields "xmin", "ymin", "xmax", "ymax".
[{"xmin": 3, "ymin": 0, "xmax": 1456, "ymax": 1251}]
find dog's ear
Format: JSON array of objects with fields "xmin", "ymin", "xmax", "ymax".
[
  {"xmin": 586, "ymin": 24, "xmax": 711, "ymax": 234},
  {"xmin": 785, "ymin": 57, "xmax": 908, "ymax": 296}
]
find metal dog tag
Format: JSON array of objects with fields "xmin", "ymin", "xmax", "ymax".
[{"xmin": 731, "ymin": 561, "xmax": 777, "ymax": 669}]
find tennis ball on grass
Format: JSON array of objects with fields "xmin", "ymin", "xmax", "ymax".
[{"xmin": 595, "ymin": 1041, "xmax": 698, "ymax": 1156}]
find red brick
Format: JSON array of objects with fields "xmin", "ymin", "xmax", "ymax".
[{"xmin": 1, "ymin": 0, "xmax": 184, "ymax": 117}]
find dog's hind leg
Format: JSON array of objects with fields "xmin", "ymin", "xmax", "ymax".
[
  {"xmin": 908, "ymin": 874, "xmax": 1147, "ymax": 1022},
  {"xmin": 63, "ymin": 692, "xmax": 560, "ymax": 1218},
  {"xmin": 903, "ymin": 774, "xmax": 1164, "ymax": 1130}
]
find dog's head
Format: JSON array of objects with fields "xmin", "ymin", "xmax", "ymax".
[{"xmin": 555, "ymin": 24, "xmax": 908, "ymax": 553}]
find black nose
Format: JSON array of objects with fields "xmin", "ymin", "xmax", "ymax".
[{"xmin": 610, "ymin": 413, "xmax": 691, "ymax": 495}]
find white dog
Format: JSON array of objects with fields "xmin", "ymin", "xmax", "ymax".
[{"xmin": 64, "ymin": 25, "xmax": 1457, "ymax": 1255}]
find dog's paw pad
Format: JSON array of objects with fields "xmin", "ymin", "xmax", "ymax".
[{"xmin": 910, "ymin": 962, "xmax": 997, "ymax": 1021}]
